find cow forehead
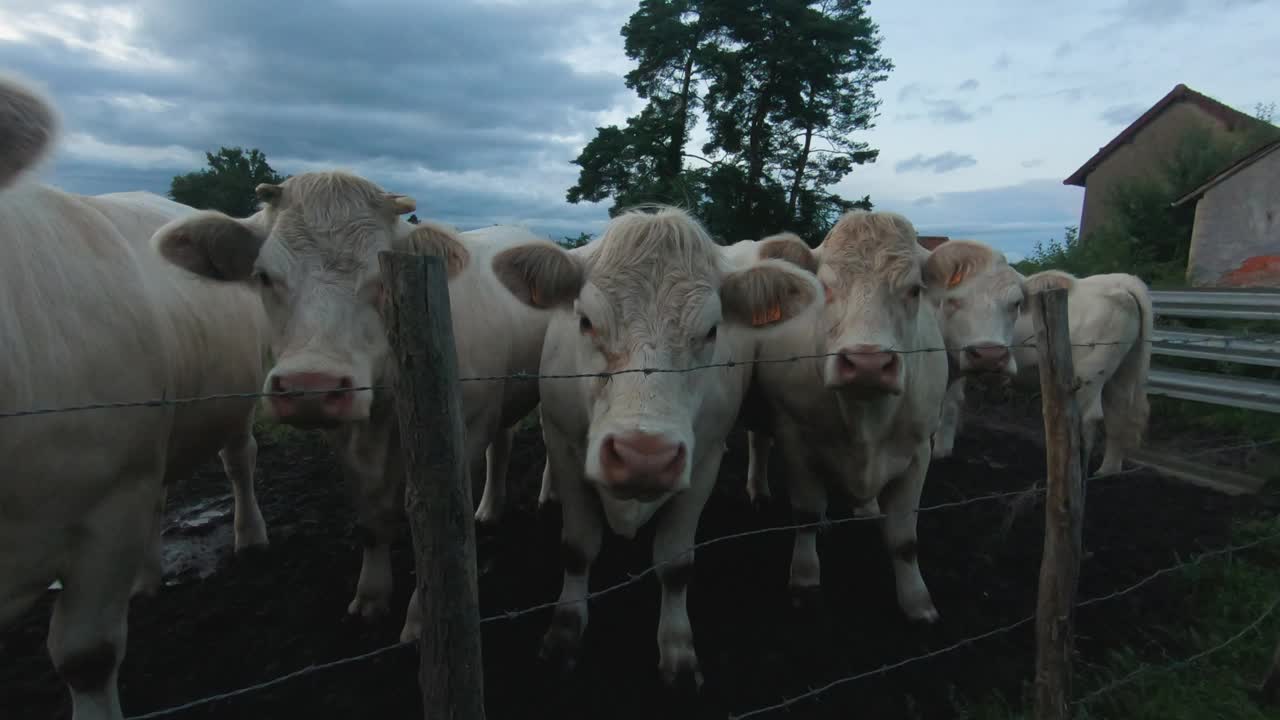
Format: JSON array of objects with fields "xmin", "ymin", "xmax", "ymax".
[{"xmin": 267, "ymin": 210, "xmax": 386, "ymax": 273}]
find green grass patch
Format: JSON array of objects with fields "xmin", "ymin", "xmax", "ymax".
[{"xmin": 954, "ymin": 513, "xmax": 1280, "ymax": 720}]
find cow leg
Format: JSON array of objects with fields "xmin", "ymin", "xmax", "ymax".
[
  {"xmin": 745, "ymin": 430, "xmax": 773, "ymax": 504},
  {"xmin": 221, "ymin": 430, "xmax": 268, "ymax": 551},
  {"xmin": 131, "ymin": 485, "xmax": 167, "ymax": 598},
  {"xmin": 537, "ymin": 417, "xmax": 559, "ymax": 508},
  {"xmin": 932, "ymin": 378, "xmax": 965, "ymax": 460},
  {"xmin": 49, "ymin": 479, "xmax": 155, "ymax": 720},
  {"xmin": 475, "ymin": 426, "xmax": 514, "ymax": 527},
  {"xmin": 879, "ymin": 444, "xmax": 938, "ymax": 623},
  {"xmin": 785, "ymin": 437, "xmax": 827, "ymax": 600},
  {"xmin": 652, "ymin": 456, "xmax": 719, "ymax": 691},
  {"xmin": 539, "ymin": 433, "xmax": 600, "ymax": 673},
  {"xmin": 338, "ymin": 420, "xmax": 399, "ymax": 620},
  {"xmin": 1078, "ymin": 388, "xmax": 1105, "ymax": 477}
]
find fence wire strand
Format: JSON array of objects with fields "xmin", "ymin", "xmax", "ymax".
[
  {"xmin": 3, "ymin": 333, "xmax": 1271, "ymax": 420},
  {"xmin": 118, "ymin": 435, "xmax": 1279, "ymax": 719},
  {"xmin": 727, "ymin": 528, "xmax": 1280, "ymax": 719}
]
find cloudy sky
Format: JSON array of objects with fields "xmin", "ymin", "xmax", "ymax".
[{"xmin": 2, "ymin": 0, "xmax": 1276, "ymax": 261}]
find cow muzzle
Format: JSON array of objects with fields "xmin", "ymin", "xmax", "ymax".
[
  {"xmin": 827, "ymin": 344, "xmax": 902, "ymax": 394},
  {"xmin": 265, "ymin": 371, "xmax": 361, "ymax": 426},
  {"xmin": 595, "ymin": 431, "xmax": 688, "ymax": 500},
  {"xmin": 961, "ymin": 343, "xmax": 1014, "ymax": 375}
]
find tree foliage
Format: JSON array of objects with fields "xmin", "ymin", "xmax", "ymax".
[
  {"xmin": 566, "ymin": 0, "xmax": 891, "ymax": 245},
  {"xmin": 169, "ymin": 147, "xmax": 287, "ymax": 218}
]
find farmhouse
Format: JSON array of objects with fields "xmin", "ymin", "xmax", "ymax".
[
  {"xmin": 1063, "ymin": 83, "xmax": 1271, "ymax": 243},
  {"xmin": 1172, "ymin": 138, "xmax": 1280, "ymax": 287},
  {"xmin": 917, "ymin": 234, "xmax": 950, "ymax": 250}
]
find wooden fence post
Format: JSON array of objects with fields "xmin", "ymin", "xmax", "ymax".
[
  {"xmin": 1032, "ymin": 286, "xmax": 1086, "ymax": 720},
  {"xmin": 378, "ymin": 251, "xmax": 486, "ymax": 720}
]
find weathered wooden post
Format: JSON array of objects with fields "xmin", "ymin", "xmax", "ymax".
[
  {"xmin": 378, "ymin": 251, "xmax": 486, "ymax": 720},
  {"xmin": 1031, "ymin": 286, "xmax": 1086, "ymax": 720}
]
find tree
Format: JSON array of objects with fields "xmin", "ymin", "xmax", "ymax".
[
  {"xmin": 559, "ymin": 232, "xmax": 593, "ymax": 249},
  {"xmin": 566, "ymin": 0, "xmax": 891, "ymax": 245},
  {"xmin": 170, "ymin": 147, "xmax": 287, "ymax": 218}
]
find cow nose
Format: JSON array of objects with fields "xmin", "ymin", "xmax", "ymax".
[
  {"xmin": 963, "ymin": 343, "xmax": 1010, "ymax": 371},
  {"xmin": 267, "ymin": 372, "xmax": 356, "ymax": 424},
  {"xmin": 833, "ymin": 344, "xmax": 900, "ymax": 390},
  {"xmin": 598, "ymin": 432, "xmax": 687, "ymax": 498}
]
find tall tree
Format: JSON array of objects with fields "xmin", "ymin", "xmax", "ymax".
[
  {"xmin": 170, "ymin": 147, "xmax": 287, "ymax": 218},
  {"xmin": 566, "ymin": 0, "xmax": 891, "ymax": 245}
]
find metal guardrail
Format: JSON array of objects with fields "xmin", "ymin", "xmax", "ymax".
[
  {"xmin": 1148, "ymin": 287, "xmax": 1280, "ymax": 321},
  {"xmin": 1146, "ymin": 288, "xmax": 1280, "ymax": 414}
]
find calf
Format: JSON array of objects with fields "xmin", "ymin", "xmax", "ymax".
[
  {"xmin": 491, "ymin": 206, "xmax": 822, "ymax": 688},
  {"xmin": 746, "ymin": 210, "xmax": 949, "ymax": 623},
  {"xmin": 0, "ymin": 75, "xmax": 266, "ymax": 720},
  {"xmin": 920, "ymin": 240, "xmax": 1026, "ymax": 459},
  {"xmin": 153, "ymin": 174, "xmax": 557, "ymax": 642}
]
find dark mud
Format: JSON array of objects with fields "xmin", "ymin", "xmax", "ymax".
[{"xmin": 2, "ymin": 395, "xmax": 1274, "ymax": 720}]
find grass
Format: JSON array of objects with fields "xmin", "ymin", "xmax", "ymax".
[{"xmin": 953, "ymin": 510, "xmax": 1280, "ymax": 720}]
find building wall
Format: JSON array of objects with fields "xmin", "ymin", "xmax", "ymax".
[
  {"xmin": 1078, "ymin": 102, "xmax": 1243, "ymax": 242},
  {"xmin": 1186, "ymin": 148, "xmax": 1280, "ymax": 287}
]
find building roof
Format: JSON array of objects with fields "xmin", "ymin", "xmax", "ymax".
[
  {"xmin": 1171, "ymin": 137, "xmax": 1280, "ymax": 208},
  {"xmin": 917, "ymin": 235, "xmax": 949, "ymax": 250},
  {"xmin": 1063, "ymin": 84, "xmax": 1268, "ymax": 187}
]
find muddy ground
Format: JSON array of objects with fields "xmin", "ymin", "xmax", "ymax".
[{"xmin": 2, "ymin": 388, "xmax": 1276, "ymax": 720}]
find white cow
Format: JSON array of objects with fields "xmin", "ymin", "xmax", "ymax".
[
  {"xmin": 742, "ymin": 210, "xmax": 949, "ymax": 623},
  {"xmin": 919, "ymin": 240, "xmax": 1027, "ymax": 460},
  {"xmin": 491, "ymin": 206, "xmax": 822, "ymax": 688},
  {"xmin": 0, "ymin": 75, "xmax": 268, "ymax": 720},
  {"xmin": 152, "ymin": 172, "xmax": 561, "ymax": 642},
  {"xmin": 924, "ymin": 248, "xmax": 1153, "ymax": 475}
]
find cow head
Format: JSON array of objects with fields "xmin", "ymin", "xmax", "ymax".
[
  {"xmin": 922, "ymin": 239, "xmax": 1024, "ymax": 377},
  {"xmin": 809, "ymin": 210, "xmax": 938, "ymax": 396},
  {"xmin": 493, "ymin": 207, "xmax": 820, "ymax": 512},
  {"xmin": 151, "ymin": 170, "xmax": 461, "ymax": 427}
]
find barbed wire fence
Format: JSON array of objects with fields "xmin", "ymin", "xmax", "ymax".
[{"xmin": 3, "ymin": 254, "xmax": 1277, "ymax": 720}]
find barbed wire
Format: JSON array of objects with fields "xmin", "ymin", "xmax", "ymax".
[
  {"xmin": 1072, "ymin": 596, "xmax": 1280, "ymax": 707},
  {"xmin": 727, "ymin": 528, "xmax": 1280, "ymax": 719},
  {"xmin": 118, "ymin": 436, "xmax": 1277, "ymax": 719},
  {"xmin": 4, "ymin": 333, "xmax": 1272, "ymax": 420}
]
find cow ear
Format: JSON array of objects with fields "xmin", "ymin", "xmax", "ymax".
[
  {"xmin": 382, "ymin": 192, "xmax": 416, "ymax": 215},
  {"xmin": 492, "ymin": 243, "xmax": 585, "ymax": 309},
  {"xmin": 398, "ymin": 220, "xmax": 470, "ymax": 278},
  {"xmin": 720, "ymin": 260, "xmax": 821, "ymax": 328},
  {"xmin": 757, "ymin": 232, "xmax": 818, "ymax": 274},
  {"xmin": 153, "ymin": 210, "xmax": 266, "ymax": 283}
]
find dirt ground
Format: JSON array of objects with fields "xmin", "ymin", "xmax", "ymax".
[{"xmin": 2, "ymin": 391, "xmax": 1275, "ymax": 720}]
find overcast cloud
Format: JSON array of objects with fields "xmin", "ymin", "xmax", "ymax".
[{"xmin": 1, "ymin": 0, "xmax": 1276, "ymax": 255}]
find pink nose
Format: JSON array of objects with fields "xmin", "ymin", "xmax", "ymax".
[
  {"xmin": 598, "ymin": 432, "xmax": 687, "ymax": 498},
  {"xmin": 833, "ymin": 344, "xmax": 900, "ymax": 390},
  {"xmin": 964, "ymin": 343, "xmax": 1010, "ymax": 372},
  {"xmin": 267, "ymin": 372, "xmax": 355, "ymax": 425}
]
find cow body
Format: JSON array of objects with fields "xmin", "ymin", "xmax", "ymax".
[
  {"xmin": 744, "ymin": 211, "xmax": 949, "ymax": 623},
  {"xmin": 0, "ymin": 76, "xmax": 267, "ymax": 720},
  {"xmin": 490, "ymin": 207, "xmax": 822, "ymax": 687},
  {"xmin": 152, "ymin": 174, "xmax": 556, "ymax": 642},
  {"xmin": 924, "ymin": 250, "xmax": 1152, "ymax": 475},
  {"xmin": 919, "ymin": 240, "xmax": 1026, "ymax": 460}
]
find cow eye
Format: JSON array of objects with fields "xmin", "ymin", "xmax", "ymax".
[
  {"xmin": 908, "ymin": 284, "xmax": 923, "ymax": 299},
  {"xmin": 578, "ymin": 315, "xmax": 593, "ymax": 335},
  {"xmin": 253, "ymin": 269, "xmax": 273, "ymax": 289}
]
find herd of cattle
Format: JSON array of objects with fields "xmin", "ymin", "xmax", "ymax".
[{"xmin": 0, "ymin": 73, "xmax": 1154, "ymax": 720}]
